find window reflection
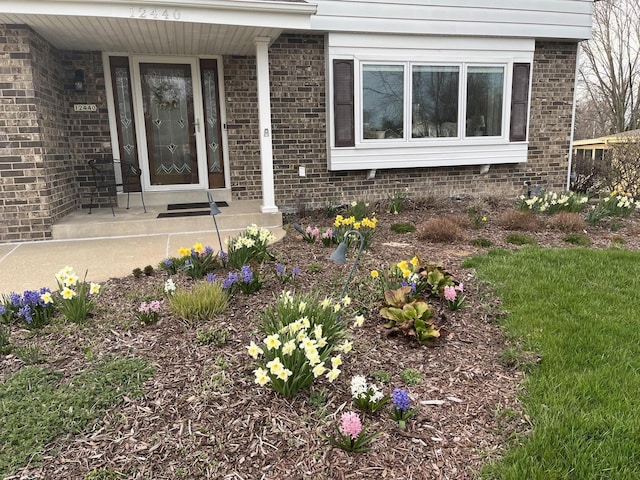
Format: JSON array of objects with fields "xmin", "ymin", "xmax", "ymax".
[
  {"xmin": 412, "ymin": 66, "xmax": 459, "ymax": 138},
  {"xmin": 466, "ymin": 67, "xmax": 504, "ymax": 137},
  {"xmin": 362, "ymin": 65, "xmax": 404, "ymax": 140}
]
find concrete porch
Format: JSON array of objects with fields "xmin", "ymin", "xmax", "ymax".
[{"xmin": 52, "ymin": 200, "xmax": 283, "ymax": 240}]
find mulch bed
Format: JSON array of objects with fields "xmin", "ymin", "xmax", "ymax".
[{"xmin": 3, "ymin": 197, "xmax": 639, "ymax": 479}]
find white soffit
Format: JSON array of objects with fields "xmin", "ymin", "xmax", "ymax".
[{"xmin": 0, "ymin": 0, "xmax": 316, "ymax": 55}]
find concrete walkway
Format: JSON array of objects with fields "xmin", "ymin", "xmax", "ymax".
[{"xmin": 0, "ymin": 228, "xmax": 285, "ymax": 296}]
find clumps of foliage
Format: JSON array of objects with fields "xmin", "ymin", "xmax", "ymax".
[
  {"xmin": 168, "ymin": 281, "xmax": 229, "ymax": 325},
  {"xmin": 586, "ymin": 190, "xmax": 640, "ymax": 225},
  {"xmin": 471, "ymin": 237, "xmax": 493, "ymax": 248},
  {"xmin": 388, "ymin": 190, "xmax": 409, "ymax": 214},
  {"xmin": 506, "ymin": 233, "xmax": 538, "ymax": 246},
  {"xmin": 547, "ymin": 212, "xmax": 587, "ymax": 232},
  {"xmin": 517, "ymin": 191, "xmax": 588, "ymax": 214},
  {"xmin": 380, "ymin": 286, "xmax": 440, "ymax": 344},
  {"xmin": 390, "ymin": 222, "xmax": 416, "ymax": 234},
  {"xmin": 563, "ymin": 233, "xmax": 592, "ymax": 247},
  {"xmin": 247, "ymin": 291, "xmax": 356, "ymax": 398},
  {"xmin": 400, "ymin": 368, "xmax": 424, "ymax": 385},
  {"xmin": 196, "ymin": 326, "xmax": 230, "ymax": 346},
  {"xmin": 417, "ymin": 216, "xmax": 466, "ymax": 242},
  {"xmin": 498, "ymin": 210, "xmax": 541, "ymax": 232},
  {"xmin": 227, "ymin": 225, "xmax": 276, "ymax": 269}
]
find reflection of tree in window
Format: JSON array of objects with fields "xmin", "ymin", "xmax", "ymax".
[
  {"xmin": 466, "ymin": 67, "xmax": 504, "ymax": 137},
  {"xmin": 412, "ymin": 66, "xmax": 459, "ymax": 138},
  {"xmin": 362, "ymin": 65, "xmax": 404, "ymax": 139}
]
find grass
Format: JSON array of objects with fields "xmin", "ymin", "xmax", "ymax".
[
  {"xmin": 0, "ymin": 356, "xmax": 154, "ymax": 477},
  {"xmin": 505, "ymin": 233, "xmax": 537, "ymax": 246},
  {"xmin": 464, "ymin": 248, "xmax": 640, "ymax": 479},
  {"xmin": 169, "ymin": 281, "xmax": 229, "ymax": 325},
  {"xmin": 390, "ymin": 222, "xmax": 416, "ymax": 234}
]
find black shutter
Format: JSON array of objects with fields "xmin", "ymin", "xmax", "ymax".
[
  {"xmin": 333, "ymin": 59, "xmax": 355, "ymax": 147},
  {"xmin": 509, "ymin": 63, "xmax": 531, "ymax": 142}
]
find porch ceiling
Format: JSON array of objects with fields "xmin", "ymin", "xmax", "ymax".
[{"xmin": 0, "ymin": 0, "xmax": 316, "ymax": 55}]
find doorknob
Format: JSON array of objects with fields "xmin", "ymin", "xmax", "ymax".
[{"xmin": 193, "ymin": 118, "xmax": 200, "ymax": 134}]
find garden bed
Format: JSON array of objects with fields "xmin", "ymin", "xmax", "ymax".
[{"xmin": 2, "ymin": 195, "xmax": 639, "ymax": 479}]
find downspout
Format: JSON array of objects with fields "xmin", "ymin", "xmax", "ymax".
[{"xmin": 567, "ymin": 42, "xmax": 581, "ymax": 191}]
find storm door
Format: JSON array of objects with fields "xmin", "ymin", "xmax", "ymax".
[
  {"xmin": 139, "ymin": 62, "xmax": 200, "ymax": 186},
  {"xmin": 200, "ymin": 59, "xmax": 225, "ymax": 188}
]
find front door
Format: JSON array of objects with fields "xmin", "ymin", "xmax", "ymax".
[
  {"xmin": 140, "ymin": 62, "xmax": 199, "ymax": 186},
  {"xmin": 111, "ymin": 56, "xmax": 227, "ymax": 192}
]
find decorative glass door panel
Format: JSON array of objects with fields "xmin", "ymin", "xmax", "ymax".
[
  {"xmin": 140, "ymin": 63, "xmax": 199, "ymax": 185},
  {"xmin": 200, "ymin": 59, "xmax": 225, "ymax": 188}
]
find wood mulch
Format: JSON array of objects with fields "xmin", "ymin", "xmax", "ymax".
[{"xmin": 2, "ymin": 197, "xmax": 639, "ymax": 479}]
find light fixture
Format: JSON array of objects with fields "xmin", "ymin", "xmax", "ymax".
[
  {"xmin": 293, "ymin": 223, "xmax": 305, "ymax": 235},
  {"xmin": 74, "ymin": 70, "xmax": 85, "ymax": 92},
  {"xmin": 330, "ymin": 229, "xmax": 365, "ymax": 299},
  {"xmin": 207, "ymin": 192, "xmax": 224, "ymax": 256}
]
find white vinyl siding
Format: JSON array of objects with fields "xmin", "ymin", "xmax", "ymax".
[
  {"xmin": 327, "ymin": 33, "xmax": 533, "ymax": 171},
  {"xmin": 311, "ymin": 0, "xmax": 592, "ymax": 41}
]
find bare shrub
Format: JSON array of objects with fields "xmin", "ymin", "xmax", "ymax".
[
  {"xmin": 413, "ymin": 194, "xmax": 446, "ymax": 210},
  {"xmin": 417, "ymin": 216, "xmax": 466, "ymax": 242},
  {"xmin": 498, "ymin": 210, "xmax": 541, "ymax": 231},
  {"xmin": 547, "ymin": 212, "xmax": 587, "ymax": 232}
]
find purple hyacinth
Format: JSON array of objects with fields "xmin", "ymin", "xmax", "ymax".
[
  {"xmin": 163, "ymin": 258, "xmax": 174, "ymax": 268},
  {"xmin": 222, "ymin": 272, "xmax": 238, "ymax": 289},
  {"xmin": 10, "ymin": 293, "xmax": 21, "ymax": 306},
  {"xmin": 219, "ymin": 251, "xmax": 228, "ymax": 259},
  {"xmin": 205, "ymin": 273, "xmax": 218, "ymax": 283},
  {"xmin": 204, "ymin": 246, "xmax": 214, "ymax": 255},
  {"xmin": 276, "ymin": 263, "xmax": 285, "ymax": 277},
  {"xmin": 0, "ymin": 305, "xmax": 6, "ymax": 315},
  {"xmin": 392, "ymin": 388, "xmax": 410, "ymax": 412},
  {"xmin": 18, "ymin": 305, "xmax": 33, "ymax": 323},
  {"xmin": 23, "ymin": 290, "xmax": 40, "ymax": 306},
  {"xmin": 241, "ymin": 265, "xmax": 253, "ymax": 284},
  {"xmin": 292, "ymin": 266, "xmax": 301, "ymax": 276}
]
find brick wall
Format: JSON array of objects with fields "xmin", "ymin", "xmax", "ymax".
[{"xmin": 226, "ymin": 35, "xmax": 577, "ymax": 212}]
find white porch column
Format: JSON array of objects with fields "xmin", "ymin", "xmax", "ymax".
[{"xmin": 255, "ymin": 37, "xmax": 278, "ymax": 213}]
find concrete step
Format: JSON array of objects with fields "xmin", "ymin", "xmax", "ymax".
[{"xmin": 52, "ymin": 200, "xmax": 283, "ymax": 241}]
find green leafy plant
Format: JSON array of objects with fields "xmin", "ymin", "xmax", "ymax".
[
  {"xmin": 227, "ymin": 224, "xmax": 276, "ymax": 269},
  {"xmin": 307, "ymin": 263, "xmax": 324, "ymax": 274},
  {"xmin": 143, "ymin": 265, "xmax": 154, "ymax": 276},
  {"xmin": 13, "ymin": 345, "xmax": 45, "ymax": 364},
  {"xmin": 400, "ymin": 368, "xmax": 424, "ymax": 385},
  {"xmin": 472, "ymin": 237, "xmax": 493, "ymax": 248},
  {"xmin": 389, "ymin": 191, "xmax": 409, "ymax": 214},
  {"xmin": 346, "ymin": 200, "xmax": 371, "ymax": 221},
  {"xmin": 196, "ymin": 326, "xmax": 229, "ymax": 346},
  {"xmin": 506, "ymin": 233, "xmax": 538, "ymax": 246},
  {"xmin": 132, "ymin": 267, "xmax": 143, "ymax": 278},
  {"xmin": 325, "ymin": 411, "xmax": 379, "ymax": 453},
  {"xmin": 517, "ymin": 191, "xmax": 588, "ymax": 214},
  {"xmin": 563, "ymin": 233, "xmax": 592, "ymax": 247},
  {"xmin": 169, "ymin": 281, "xmax": 229, "ymax": 325},
  {"xmin": 380, "ymin": 286, "xmax": 440, "ymax": 344},
  {"xmin": 55, "ymin": 266, "xmax": 100, "ymax": 323},
  {"xmin": 587, "ymin": 191, "xmax": 639, "ymax": 225},
  {"xmin": 371, "ymin": 370, "xmax": 391, "ymax": 384},
  {"xmin": 0, "ymin": 324, "xmax": 12, "ymax": 355},
  {"xmin": 390, "ymin": 222, "xmax": 416, "ymax": 234},
  {"xmin": 350, "ymin": 375, "xmax": 390, "ymax": 414},
  {"xmin": 248, "ymin": 291, "xmax": 353, "ymax": 397},
  {"xmin": 467, "ymin": 207, "xmax": 488, "ymax": 229}
]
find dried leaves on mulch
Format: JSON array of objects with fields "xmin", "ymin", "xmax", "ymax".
[{"xmin": 3, "ymin": 198, "xmax": 639, "ymax": 479}]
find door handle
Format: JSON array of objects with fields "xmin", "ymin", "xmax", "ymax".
[{"xmin": 193, "ymin": 118, "xmax": 200, "ymax": 135}]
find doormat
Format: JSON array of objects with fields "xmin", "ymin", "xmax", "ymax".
[
  {"xmin": 167, "ymin": 201, "xmax": 228, "ymax": 210},
  {"xmin": 157, "ymin": 210, "xmax": 211, "ymax": 219}
]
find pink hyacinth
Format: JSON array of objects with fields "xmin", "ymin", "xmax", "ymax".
[
  {"xmin": 444, "ymin": 285, "xmax": 457, "ymax": 302},
  {"xmin": 455, "ymin": 283, "xmax": 464, "ymax": 293},
  {"xmin": 340, "ymin": 411, "xmax": 362, "ymax": 439}
]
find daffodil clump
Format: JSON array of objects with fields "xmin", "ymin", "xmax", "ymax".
[
  {"xmin": 248, "ymin": 291, "xmax": 357, "ymax": 397},
  {"xmin": 227, "ymin": 224, "xmax": 276, "ymax": 269},
  {"xmin": 333, "ymin": 214, "xmax": 378, "ymax": 249},
  {"xmin": 370, "ymin": 256, "xmax": 423, "ymax": 297},
  {"xmin": 587, "ymin": 190, "xmax": 640, "ymax": 225},
  {"xmin": 517, "ymin": 191, "xmax": 588, "ymax": 214},
  {"xmin": 160, "ymin": 242, "xmax": 220, "ymax": 278},
  {"xmin": 55, "ymin": 266, "xmax": 100, "ymax": 323}
]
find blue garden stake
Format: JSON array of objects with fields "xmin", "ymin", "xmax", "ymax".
[{"xmin": 330, "ymin": 229, "xmax": 365, "ymax": 299}]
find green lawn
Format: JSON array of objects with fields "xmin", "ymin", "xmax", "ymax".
[{"xmin": 464, "ymin": 247, "xmax": 640, "ymax": 480}]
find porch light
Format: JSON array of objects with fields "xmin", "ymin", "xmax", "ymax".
[
  {"xmin": 207, "ymin": 192, "xmax": 224, "ymax": 256},
  {"xmin": 330, "ymin": 229, "xmax": 365, "ymax": 299},
  {"xmin": 74, "ymin": 70, "xmax": 85, "ymax": 92}
]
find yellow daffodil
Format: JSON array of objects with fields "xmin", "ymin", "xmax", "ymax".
[
  {"xmin": 277, "ymin": 369, "xmax": 293, "ymax": 382},
  {"xmin": 246, "ymin": 341, "xmax": 264, "ymax": 359},
  {"xmin": 64, "ymin": 274, "xmax": 79, "ymax": 287},
  {"xmin": 320, "ymin": 298, "xmax": 332, "ymax": 309},
  {"xmin": 89, "ymin": 283, "xmax": 100, "ymax": 295},
  {"xmin": 354, "ymin": 222, "xmax": 361, "ymax": 229},
  {"xmin": 370, "ymin": 270, "xmax": 379, "ymax": 279},
  {"xmin": 339, "ymin": 340, "xmax": 353, "ymax": 353},
  {"xmin": 192, "ymin": 242, "xmax": 205, "ymax": 254},
  {"xmin": 61, "ymin": 287, "xmax": 76, "ymax": 300},
  {"xmin": 331, "ymin": 355, "xmax": 342, "ymax": 369},
  {"xmin": 254, "ymin": 367, "xmax": 270, "ymax": 386},
  {"xmin": 342, "ymin": 295, "xmax": 351, "ymax": 306},
  {"xmin": 482, "ymin": 216, "xmax": 487, "ymax": 222},
  {"xmin": 410, "ymin": 256, "xmax": 420, "ymax": 267},
  {"xmin": 397, "ymin": 260, "xmax": 409, "ymax": 271},
  {"xmin": 312, "ymin": 364, "xmax": 327, "ymax": 378},
  {"xmin": 402, "ymin": 268, "xmax": 411, "ymax": 279},
  {"xmin": 298, "ymin": 301, "xmax": 307, "ymax": 313},
  {"xmin": 266, "ymin": 358, "xmax": 284, "ymax": 375},
  {"xmin": 40, "ymin": 292, "xmax": 53, "ymax": 304},
  {"xmin": 178, "ymin": 246, "xmax": 191, "ymax": 257},
  {"xmin": 353, "ymin": 315, "xmax": 365, "ymax": 328},
  {"xmin": 314, "ymin": 325, "xmax": 323, "ymax": 339},
  {"xmin": 263, "ymin": 334, "xmax": 281, "ymax": 351},
  {"xmin": 282, "ymin": 340, "xmax": 296, "ymax": 356},
  {"xmin": 326, "ymin": 368, "xmax": 341, "ymax": 383}
]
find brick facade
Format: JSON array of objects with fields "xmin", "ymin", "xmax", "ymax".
[
  {"xmin": 0, "ymin": 28, "xmax": 577, "ymax": 242},
  {"xmin": 0, "ymin": 25, "xmax": 110, "ymax": 243}
]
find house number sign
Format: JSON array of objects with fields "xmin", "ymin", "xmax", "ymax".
[
  {"xmin": 129, "ymin": 7, "xmax": 181, "ymax": 20},
  {"xmin": 74, "ymin": 104, "xmax": 97, "ymax": 112}
]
